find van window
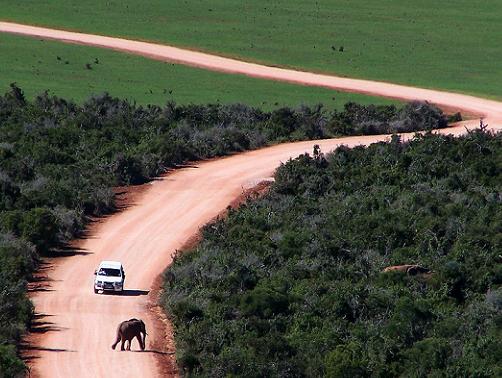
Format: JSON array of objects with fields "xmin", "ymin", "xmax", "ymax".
[{"xmin": 98, "ymin": 268, "xmax": 121, "ymax": 277}]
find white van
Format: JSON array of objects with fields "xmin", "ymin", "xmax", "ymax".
[{"xmin": 94, "ymin": 261, "xmax": 125, "ymax": 294}]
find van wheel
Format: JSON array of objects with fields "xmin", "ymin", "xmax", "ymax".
[{"xmin": 94, "ymin": 288, "xmax": 98, "ymax": 294}]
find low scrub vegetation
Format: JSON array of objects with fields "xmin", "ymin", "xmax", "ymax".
[
  {"xmin": 163, "ymin": 130, "xmax": 502, "ymax": 377},
  {"xmin": 0, "ymin": 84, "xmax": 447, "ymax": 374}
]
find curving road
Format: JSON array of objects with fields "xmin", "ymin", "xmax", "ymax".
[
  {"xmin": 1, "ymin": 22, "xmax": 502, "ymax": 123},
  {"xmin": 1, "ymin": 22, "xmax": 501, "ymax": 378}
]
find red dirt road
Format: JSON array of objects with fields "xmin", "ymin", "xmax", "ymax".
[
  {"xmin": 22, "ymin": 129, "xmax": 501, "ymax": 378},
  {"xmin": 1, "ymin": 21, "xmax": 502, "ymax": 122},
  {"xmin": 1, "ymin": 22, "xmax": 501, "ymax": 378}
]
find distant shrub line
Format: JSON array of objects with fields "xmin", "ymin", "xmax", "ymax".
[
  {"xmin": 0, "ymin": 84, "xmax": 449, "ymax": 375},
  {"xmin": 163, "ymin": 130, "xmax": 501, "ymax": 377}
]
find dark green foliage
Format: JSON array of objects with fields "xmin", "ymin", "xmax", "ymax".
[
  {"xmin": 0, "ymin": 85, "xmax": 448, "ymax": 372},
  {"xmin": 240, "ymin": 286, "xmax": 291, "ymax": 317},
  {"xmin": 163, "ymin": 130, "xmax": 502, "ymax": 377},
  {"xmin": 325, "ymin": 342, "xmax": 369, "ymax": 378},
  {"xmin": 0, "ymin": 345, "xmax": 26, "ymax": 378},
  {"xmin": 0, "ymin": 235, "xmax": 33, "ymax": 377},
  {"xmin": 327, "ymin": 101, "xmax": 447, "ymax": 136}
]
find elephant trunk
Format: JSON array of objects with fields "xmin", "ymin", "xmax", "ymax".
[{"xmin": 111, "ymin": 329, "xmax": 121, "ymax": 350}]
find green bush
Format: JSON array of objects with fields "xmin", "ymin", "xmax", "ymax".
[
  {"xmin": 0, "ymin": 345, "xmax": 26, "ymax": 378},
  {"xmin": 163, "ymin": 130, "xmax": 502, "ymax": 376},
  {"xmin": 0, "ymin": 85, "xmax": 454, "ymax": 373},
  {"xmin": 325, "ymin": 342, "xmax": 368, "ymax": 378},
  {"xmin": 240, "ymin": 286, "xmax": 291, "ymax": 318},
  {"xmin": 19, "ymin": 208, "xmax": 58, "ymax": 254}
]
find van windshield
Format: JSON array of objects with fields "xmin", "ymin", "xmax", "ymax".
[{"xmin": 98, "ymin": 268, "xmax": 121, "ymax": 277}]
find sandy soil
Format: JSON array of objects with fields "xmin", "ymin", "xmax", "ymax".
[{"xmin": 1, "ymin": 22, "xmax": 501, "ymax": 378}]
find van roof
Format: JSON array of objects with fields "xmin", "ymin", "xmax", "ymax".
[{"xmin": 98, "ymin": 260, "xmax": 122, "ymax": 269}]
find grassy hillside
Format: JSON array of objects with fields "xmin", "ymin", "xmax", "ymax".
[
  {"xmin": 2, "ymin": 0, "xmax": 502, "ymax": 98},
  {"xmin": 0, "ymin": 34, "xmax": 394, "ymax": 108},
  {"xmin": 163, "ymin": 130, "xmax": 502, "ymax": 377}
]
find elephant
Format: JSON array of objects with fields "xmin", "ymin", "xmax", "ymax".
[
  {"xmin": 111, "ymin": 318, "xmax": 147, "ymax": 351},
  {"xmin": 383, "ymin": 264, "xmax": 431, "ymax": 276}
]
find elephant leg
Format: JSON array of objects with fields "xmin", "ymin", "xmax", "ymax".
[
  {"xmin": 126, "ymin": 339, "xmax": 131, "ymax": 351},
  {"xmin": 136, "ymin": 334, "xmax": 144, "ymax": 350},
  {"xmin": 120, "ymin": 339, "xmax": 126, "ymax": 351}
]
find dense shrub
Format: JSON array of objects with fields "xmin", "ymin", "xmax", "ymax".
[
  {"xmin": 163, "ymin": 130, "xmax": 502, "ymax": 377},
  {"xmin": 0, "ymin": 345, "xmax": 26, "ymax": 378},
  {"xmin": 0, "ymin": 234, "xmax": 34, "ymax": 377},
  {"xmin": 327, "ymin": 101, "xmax": 449, "ymax": 135},
  {"xmin": 0, "ymin": 84, "xmax": 450, "ymax": 371}
]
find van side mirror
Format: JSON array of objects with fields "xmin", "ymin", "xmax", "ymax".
[{"xmin": 94, "ymin": 270, "xmax": 97, "ymax": 275}]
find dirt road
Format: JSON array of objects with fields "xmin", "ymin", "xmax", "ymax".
[
  {"xmin": 1, "ymin": 22, "xmax": 501, "ymax": 378},
  {"xmin": 22, "ymin": 127, "xmax": 501, "ymax": 378},
  {"xmin": 1, "ymin": 21, "xmax": 502, "ymax": 122}
]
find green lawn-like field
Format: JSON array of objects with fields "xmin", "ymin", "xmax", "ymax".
[
  {"xmin": 2, "ymin": 0, "xmax": 501, "ymax": 99},
  {"xmin": 0, "ymin": 33, "xmax": 395, "ymax": 108}
]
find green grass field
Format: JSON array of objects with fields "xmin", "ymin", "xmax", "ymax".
[
  {"xmin": 2, "ymin": 0, "xmax": 501, "ymax": 99},
  {"xmin": 0, "ymin": 33, "xmax": 396, "ymax": 108}
]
